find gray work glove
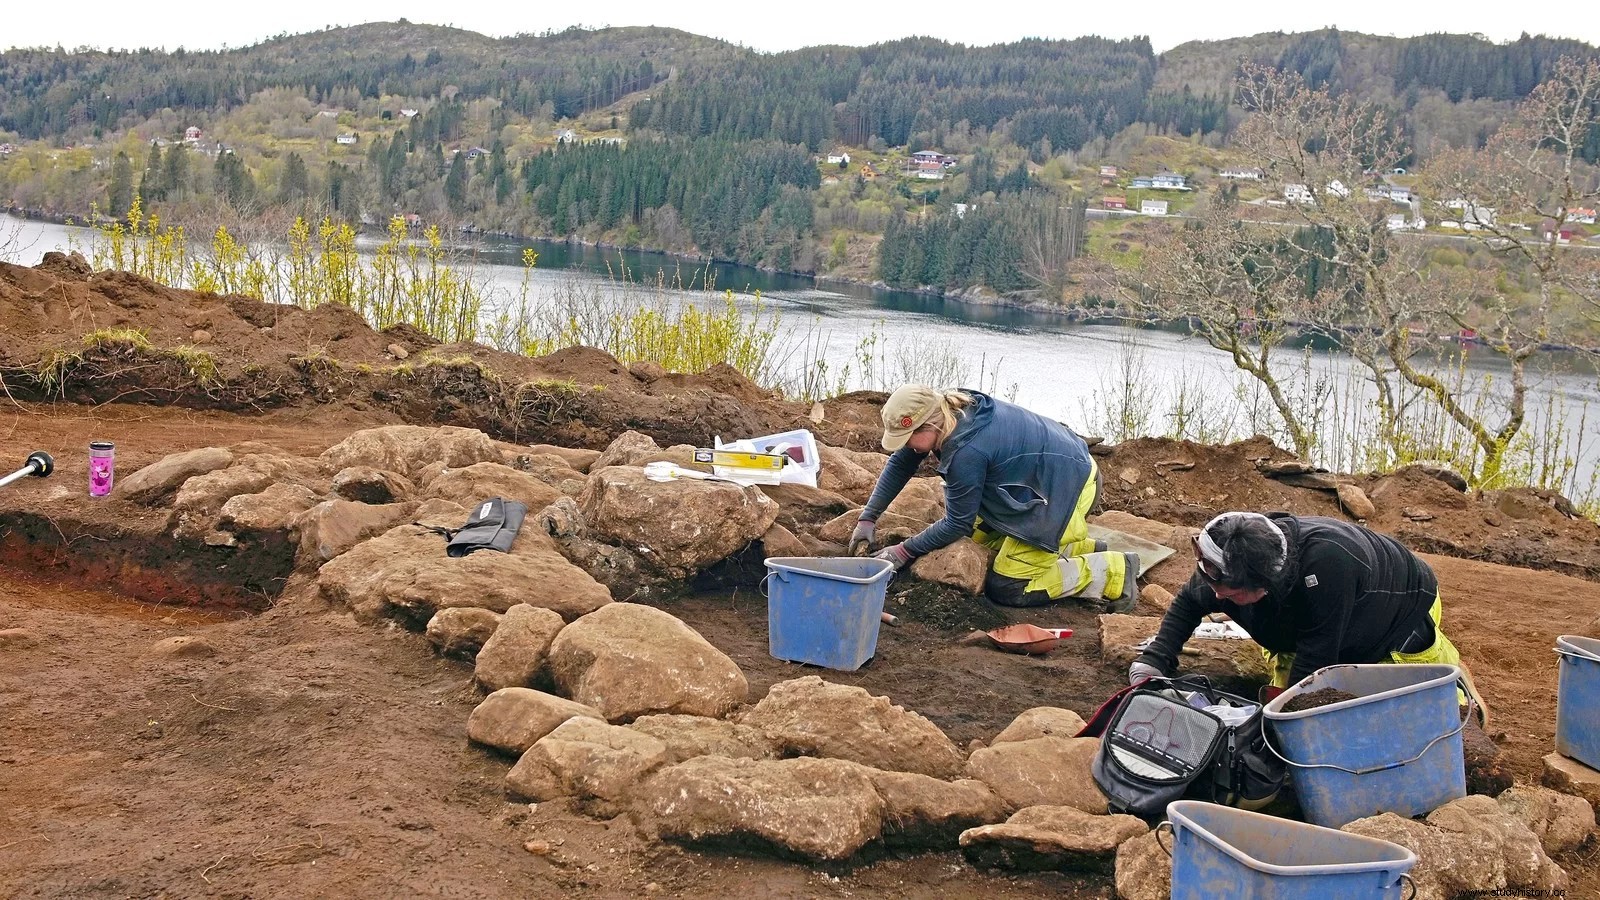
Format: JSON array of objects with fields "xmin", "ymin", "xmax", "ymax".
[
  {"xmin": 874, "ymin": 542, "xmax": 914, "ymax": 572},
  {"xmin": 1128, "ymin": 661, "xmax": 1164, "ymax": 686},
  {"xmin": 848, "ymin": 518, "xmax": 877, "ymax": 556}
]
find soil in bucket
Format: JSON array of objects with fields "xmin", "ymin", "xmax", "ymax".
[{"xmin": 1280, "ymin": 687, "xmax": 1358, "ymax": 713}]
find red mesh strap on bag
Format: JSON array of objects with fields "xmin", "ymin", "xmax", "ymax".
[{"xmin": 1077, "ymin": 682, "xmax": 1141, "ymax": 738}]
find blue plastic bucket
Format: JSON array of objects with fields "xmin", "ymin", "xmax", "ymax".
[
  {"xmin": 1556, "ymin": 635, "xmax": 1600, "ymax": 769},
  {"xmin": 1263, "ymin": 664, "xmax": 1466, "ymax": 828},
  {"xmin": 1165, "ymin": 800, "xmax": 1417, "ymax": 899},
  {"xmin": 765, "ymin": 557, "xmax": 894, "ymax": 671}
]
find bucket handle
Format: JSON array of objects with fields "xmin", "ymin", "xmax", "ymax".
[
  {"xmin": 1263, "ymin": 678, "xmax": 1475, "ymax": 776},
  {"xmin": 1398, "ymin": 872, "xmax": 1417, "ymax": 900},
  {"xmin": 1555, "ymin": 646, "xmax": 1600, "ymax": 665},
  {"xmin": 1154, "ymin": 821, "xmax": 1173, "ymax": 858}
]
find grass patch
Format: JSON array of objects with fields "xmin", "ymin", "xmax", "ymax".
[{"xmin": 81, "ymin": 327, "xmax": 152, "ymax": 350}]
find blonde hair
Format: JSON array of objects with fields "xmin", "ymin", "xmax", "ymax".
[{"xmin": 932, "ymin": 389, "xmax": 974, "ymax": 436}]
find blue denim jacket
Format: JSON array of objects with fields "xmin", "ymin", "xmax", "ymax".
[{"xmin": 862, "ymin": 391, "xmax": 1093, "ymax": 556}]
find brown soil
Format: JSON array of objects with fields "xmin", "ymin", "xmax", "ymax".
[
  {"xmin": 1280, "ymin": 687, "xmax": 1359, "ymax": 713},
  {"xmin": 1, "ymin": 258, "xmax": 1598, "ymax": 895}
]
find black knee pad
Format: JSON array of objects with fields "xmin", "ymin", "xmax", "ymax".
[{"xmin": 985, "ymin": 571, "xmax": 1052, "ymax": 608}]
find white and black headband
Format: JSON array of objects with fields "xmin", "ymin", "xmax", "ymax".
[{"xmin": 1195, "ymin": 512, "xmax": 1288, "ymax": 579}]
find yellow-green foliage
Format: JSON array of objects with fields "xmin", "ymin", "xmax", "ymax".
[
  {"xmin": 81, "ymin": 327, "xmax": 153, "ymax": 350},
  {"xmin": 521, "ymin": 288, "xmax": 781, "ymax": 384},
  {"xmin": 91, "ymin": 203, "xmax": 485, "ymax": 345}
]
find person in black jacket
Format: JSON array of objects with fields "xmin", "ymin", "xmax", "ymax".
[{"xmin": 1128, "ymin": 512, "xmax": 1482, "ymax": 709}]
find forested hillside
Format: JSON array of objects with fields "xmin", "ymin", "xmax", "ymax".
[{"xmin": 1, "ymin": 23, "xmax": 1596, "ymax": 296}]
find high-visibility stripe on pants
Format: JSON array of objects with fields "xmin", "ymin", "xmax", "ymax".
[{"xmin": 973, "ymin": 459, "xmax": 1131, "ymax": 602}]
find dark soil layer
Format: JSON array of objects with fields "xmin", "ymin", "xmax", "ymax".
[
  {"xmin": 662, "ymin": 584, "xmax": 1126, "ymax": 749},
  {"xmin": 1280, "ymin": 687, "xmax": 1359, "ymax": 713}
]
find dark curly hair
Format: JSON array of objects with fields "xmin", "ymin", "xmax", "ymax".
[{"xmin": 1203, "ymin": 512, "xmax": 1295, "ymax": 593}]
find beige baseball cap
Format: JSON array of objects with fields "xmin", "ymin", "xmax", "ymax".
[{"xmin": 880, "ymin": 384, "xmax": 943, "ymax": 451}]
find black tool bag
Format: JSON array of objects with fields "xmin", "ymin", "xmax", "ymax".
[
  {"xmin": 1091, "ymin": 675, "xmax": 1286, "ymax": 818},
  {"xmin": 417, "ymin": 497, "xmax": 528, "ymax": 557}
]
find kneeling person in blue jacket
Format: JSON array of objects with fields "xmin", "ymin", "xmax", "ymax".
[{"xmin": 849, "ymin": 384, "xmax": 1139, "ymax": 611}]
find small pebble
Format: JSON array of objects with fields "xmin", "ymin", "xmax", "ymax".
[{"xmin": 523, "ymin": 840, "xmax": 553, "ymax": 856}]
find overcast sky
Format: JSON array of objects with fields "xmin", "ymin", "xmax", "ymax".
[{"xmin": 5, "ymin": 1, "xmax": 1598, "ymax": 54}]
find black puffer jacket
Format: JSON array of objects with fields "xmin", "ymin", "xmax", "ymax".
[{"xmin": 1135, "ymin": 514, "xmax": 1438, "ymax": 684}]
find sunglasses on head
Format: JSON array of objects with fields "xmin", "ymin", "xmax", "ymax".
[{"xmin": 1191, "ymin": 533, "xmax": 1229, "ymax": 584}]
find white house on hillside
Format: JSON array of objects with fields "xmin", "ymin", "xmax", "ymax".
[
  {"xmin": 1141, "ymin": 199, "xmax": 1169, "ymax": 216},
  {"xmin": 1218, "ymin": 167, "xmax": 1263, "ymax": 180},
  {"xmin": 826, "ymin": 151, "xmax": 851, "ymax": 165},
  {"xmin": 1283, "ymin": 184, "xmax": 1313, "ymax": 204},
  {"xmin": 336, "ymin": 133, "xmax": 358, "ymax": 145},
  {"xmin": 1151, "ymin": 171, "xmax": 1187, "ymax": 190}
]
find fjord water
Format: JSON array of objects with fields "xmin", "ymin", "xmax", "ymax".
[{"xmin": 6, "ymin": 214, "xmax": 1597, "ymax": 487}]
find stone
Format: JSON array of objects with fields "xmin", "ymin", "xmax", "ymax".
[
  {"xmin": 1543, "ymin": 753, "xmax": 1600, "ymax": 809},
  {"xmin": 628, "ymin": 360, "xmax": 667, "ymax": 381},
  {"xmin": 320, "ymin": 425, "xmax": 502, "ymax": 481},
  {"xmin": 117, "ymin": 447, "xmax": 233, "ymax": 504},
  {"xmin": 909, "ymin": 540, "xmax": 993, "ymax": 595},
  {"xmin": 1114, "ymin": 829, "xmax": 1171, "ymax": 900},
  {"xmin": 424, "ymin": 607, "xmax": 502, "ymax": 657},
  {"xmin": 1258, "ymin": 459, "xmax": 1318, "ymax": 476},
  {"xmin": 816, "ymin": 443, "xmax": 880, "ymax": 502},
  {"xmin": 959, "ymin": 805, "xmax": 1147, "ymax": 873},
  {"xmin": 317, "ymin": 502, "xmax": 613, "ymax": 625},
  {"xmin": 1117, "ymin": 468, "xmax": 1140, "ymax": 485},
  {"xmin": 992, "ymin": 707, "xmax": 1088, "ymax": 744},
  {"xmin": 579, "ymin": 466, "xmax": 779, "ymax": 578},
  {"xmin": 867, "ymin": 770, "xmax": 1008, "ymax": 850},
  {"xmin": 1272, "ymin": 472, "xmax": 1344, "ymax": 490},
  {"xmin": 330, "ymin": 466, "xmax": 415, "ymax": 504},
  {"xmin": 386, "ymin": 342, "xmax": 408, "ymax": 360},
  {"xmin": 290, "ymin": 499, "xmax": 420, "ymax": 564},
  {"xmin": 148, "ymin": 636, "xmax": 217, "ymax": 659},
  {"xmin": 625, "ymin": 715, "xmax": 777, "ymax": 765},
  {"xmin": 423, "ymin": 462, "xmax": 564, "ymax": 512},
  {"xmin": 635, "ymin": 756, "xmax": 885, "ymax": 862},
  {"xmin": 1099, "ymin": 613, "xmax": 1270, "ymax": 681},
  {"xmin": 817, "ymin": 509, "xmax": 928, "ymax": 546},
  {"xmin": 547, "ymin": 603, "xmax": 748, "ymax": 721},
  {"xmin": 757, "ymin": 483, "xmax": 853, "ymax": 531},
  {"xmin": 191, "ymin": 329, "xmax": 211, "ymax": 344},
  {"xmin": 1496, "ymin": 785, "xmax": 1596, "ymax": 856},
  {"xmin": 1394, "ymin": 462, "xmax": 1469, "ymax": 492},
  {"xmin": 590, "ymin": 430, "xmax": 661, "ymax": 471},
  {"xmin": 467, "ymin": 687, "xmax": 604, "ymax": 755},
  {"xmin": 0, "ymin": 628, "xmax": 40, "ymax": 649},
  {"xmin": 1090, "ymin": 511, "xmax": 1186, "ymax": 551},
  {"xmin": 758, "ymin": 523, "xmax": 807, "ymax": 560},
  {"xmin": 1401, "ymin": 507, "xmax": 1436, "ymax": 521},
  {"xmin": 965, "ymin": 737, "xmax": 1106, "ymax": 814},
  {"xmin": 1138, "ymin": 584, "xmax": 1174, "ymax": 614},
  {"xmin": 218, "ymin": 483, "xmax": 322, "ymax": 533},
  {"xmin": 531, "ymin": 496, "xmax": 586, "ymax": 539},
  {"xmin": 505, "ymin": 717, "xmax": 669, "ymax": 806},
  {"xmin": 884, "ymin": 478, "xmax": 945, "ymax": 526},
  {"xmin": 171, "ymin": 453, "xmax": 325, "ymax": 538},
  {"xmin": 1336, "ymin": 483, "xmax": 1376, "ymax": 520},
  {"xmin": 1343, "ymin": 812, "xmax": 1503, "ymax": 900},
  {"xmin": 474, "ymin": 604, "xmax": 566, "ymax": 691},
  {"xmin": 1426, "ymin": 795, "xmax": 1568, "ymax": 893},
  {"xmin": 527, "ymin": 444, "xmax": 602, "ymax": 473},
  {"xmin": 740, "ymin": 676, "xmax": 965, "ymax": 779}
]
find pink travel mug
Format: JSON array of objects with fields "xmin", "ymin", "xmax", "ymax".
[{"xmin": 89, "ymin": 441, "xmax": 115, "ymax": 497}]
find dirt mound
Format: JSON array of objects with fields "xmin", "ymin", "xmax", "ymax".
[
  {"xmin": 0, "ymin": 258, "xmax": 879, "ymax": 453},
  {"xmin": 1102, "ymin": 436, "xmax": 1600, "ymax": 581}
]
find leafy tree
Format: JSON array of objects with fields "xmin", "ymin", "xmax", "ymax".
[{"xmin": 108, "ymin": 151, "xmax": 134, "ymax": 218}]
